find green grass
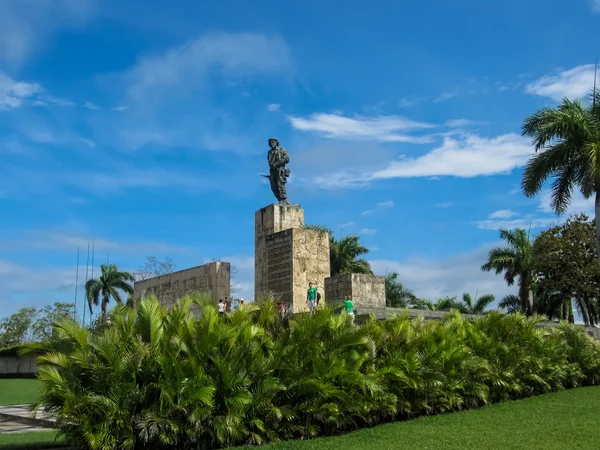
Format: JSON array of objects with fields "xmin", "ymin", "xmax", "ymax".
[
  {"xmin": 247, "ymin": 386, "xmax": 600, "ymax": 450},
  {"xmin": 0, "ymin": 379, "xmax": 41, "ymax": 406},
  {"xmin": 0, "ymin": 432, "xmax": 64, "ymax": 449}
]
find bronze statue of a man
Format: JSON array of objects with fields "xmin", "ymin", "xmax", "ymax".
[{"xmin": 264, "ymin": 138, "xmax": 290, "ymax": 204}]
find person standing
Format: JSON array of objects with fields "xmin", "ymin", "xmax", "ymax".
[
  {"xmin": 343, "ymin": 295, "xmax": 355, "ymax": 323},
  {"xmin": 307, "ymin": 282, "xmax": 318, "ymax": 314},
  {"xmin": 218, "ymin": 299, "xmax": 226, "ymax": 317},
  {"xmin": 224, "ymin": 296, "xmax": 232, "ymax": 313}
]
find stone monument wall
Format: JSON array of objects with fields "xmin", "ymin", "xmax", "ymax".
[
  {"xmin": 255, "ymin": 204, "xmax": 330, "ymax": 313},
  {"xmin": 133, "ymin": 261, "xmax": 230, "ymax": 310},
  {"xmin": 255, "ymin": 204, "xmax": 304, "ymax": 300},
  {"xmin": 325, "ymin": 273, "xmax": 386, "ymax": 314}
]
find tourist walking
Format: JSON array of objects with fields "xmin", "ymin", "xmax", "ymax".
[
  {"xmin": 344, "ymin": 295, "xmax": 355, "ymax": 323},
  {"xmin": 307, "ymin": 282, "xmax": 318, "ymax": 314}
]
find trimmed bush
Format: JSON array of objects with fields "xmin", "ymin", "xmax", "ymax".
[{"xmin": 27, "ymin": 295, "xmax": 600, "ymax": 449}]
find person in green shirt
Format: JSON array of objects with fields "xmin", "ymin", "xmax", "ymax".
[
  {"xmin": 343, "ymin": 295, "xmax": 355, "ymax": 322},
  {"xmin": 307, "ymin": 282, "xmax": 318, "ymax": 314}
]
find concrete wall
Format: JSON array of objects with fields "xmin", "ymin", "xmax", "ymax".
[
  {"xmin": 133, "ymin": 261, "xmax": 230, "ymax": 310},
  {"xmin": 325, "ymin": 273, "xmax": 386, "ymax": 315},
  {"xmin": 0, "ymin": 354, "xmax": 38, "ymax": 376},
  {"xmin": 291, "ymin": 228, "xmax": 330, "ymax": 313}
]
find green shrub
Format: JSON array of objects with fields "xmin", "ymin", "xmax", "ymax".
[{"xmin": 27, "ymin": 295, "xmax": 600, "ymax": 449}]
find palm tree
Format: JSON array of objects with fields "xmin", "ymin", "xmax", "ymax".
[
  {"xmin": 385, "ymin": 272, "xmax": 417, "ymax": 307},
  {"xmin": 85, "ymin": 264, "xmax": 134, "ymax": 321},
  {"xmin": 460, "ymin": 292, "xmax": 495, "ymax": 315},
  {"xmin": 498, "ymin": 294, "xmax": 521, "ymax": 314},
  {"xmin": 305, "ymin": 225, "xmax": 373, "ymax": 276},
  {"xmin": 521, "ymin": 89, "xmax": 600, "ymax": 263},
  {"xmin": 481, "ymin": 228, "xmax": 534, "ymax": 316}
]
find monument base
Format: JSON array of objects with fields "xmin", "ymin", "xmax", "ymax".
[
  {"xmin": 255, "ymin": 204, "xmax": 330, "ymax": 313},
  {"xmin": 324, "ymin": 273, "xmax": 386, "ymax": 315}
]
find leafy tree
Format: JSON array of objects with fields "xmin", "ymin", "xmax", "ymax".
[
  {"xmin": 499, "ymin": 295, "xmax": 521, "ymax": 314},
  {"xmin": 532, "ymin": 214, "xmax": 600, "ymax": 325},
  {"xmin": 385, "ymin": 272, "xmax": 417, "ymax": 307},
  {"xmin": 30, "ymin": 303, "xmax": 75, "ymax": 342},
  {"xmin": 460, "ymin": 293, "xmax": 495, "ymax": 315},
  {"xmin": 85, "ymin": 264, "xmax": 134, "ymax": 321},
  {"xmin": 521, "ymin": 89, "xmax": 600, "ymax": 263},
  {"xmin": 305, "ymin": 225, "xmax": 373, "ymax": 276},
  {"xmin": 0, "ymin": 307, "xmax": 37, "ymax": 346},
  {"xmin": 481, "ymin": 228, "xmax": 535, "ymax": 316}
]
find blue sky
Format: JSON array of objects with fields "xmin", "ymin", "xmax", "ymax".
[{"xmin": 1, "ymin": 0, "xmax": 599, "ymax": 318}]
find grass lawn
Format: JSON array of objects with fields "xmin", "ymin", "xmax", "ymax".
[
  {"xmin": 0, "ymin": 379, "xmax": 41, "ymax": 406},
  {"xmin": 0, "ymin": 432, "xmax": 63, "ymax": 449},
  {"xmin": 250, "ymin": 386, "xmax": 600, "ymax": 450}
]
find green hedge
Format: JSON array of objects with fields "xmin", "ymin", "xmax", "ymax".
[{"xmin": 27, "ymin": 296, "xmax": 600, "ymax": 449}]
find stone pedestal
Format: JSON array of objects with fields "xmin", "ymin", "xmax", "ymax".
[
  {"xmin": 325, "ymin": 273, "xmax": 386, "ymax": 315},
  {"xmin": 255, "ymin": 204, "xmax": 330, "ymax": 313}
]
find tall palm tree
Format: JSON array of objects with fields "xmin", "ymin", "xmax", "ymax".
[
  {"xmin": 85, "ymin": 264, "xmax": 134, "ymax": 321},
  {"xmin": 385, "ymin": 272, "xmax": 417, "ymax": 307},
  {"xmin": 498, "ymin": 294, "xmax": 521, "ymax": 314},
  {"xmin": 481, "ymin": 228, "xmax": 534, "ymax": 316},
  {"xmin": 305, "ymin": 225, "xmax": 373, "ymax": 276},
  {"xmin": 521, "ymin": 89, "xmax": 600, "ymax": 263},
  {"xmin": 461, "ymin": 292, "xmax": 495, "ymax": 315}
]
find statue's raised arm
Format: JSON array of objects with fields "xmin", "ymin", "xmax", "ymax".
[{"xmin": 262, "ymin": 138, "xmax": 290, "ymax": 204}]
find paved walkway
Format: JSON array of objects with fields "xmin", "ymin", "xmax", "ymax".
[{"xmin": 0, "ymin": 404, "xmax": 56, "ymax": 434}]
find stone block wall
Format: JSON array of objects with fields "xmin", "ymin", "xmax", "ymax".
[
  {"xmin": 325, "ymin": 273, "xmax": 386, "ymax": 314},
  {"xmin": 0, "ymin": 354, "xmax": 38, "ymax": 377},
  {"xmin": 133, "ymin": 261, "xmax": 230, "ymax": 310},
  {"xmin": 255, "ymin": 204, "xmax": 304, "ymax": 300}
]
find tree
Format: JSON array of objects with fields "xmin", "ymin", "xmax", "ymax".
[
  {"xmin": 481, "ymin": 228, "xmax": 535, "ymax": 315},
  {"xmin": 521, "ymin": 89, "xmax": 600, "ymax": 263},
  {"xmin": 460, "ymin": 293, "xmax": 495, "ymax": 315},
  {"xmin": 305, "ymin": 225, "xmax": 373, "ymax": 276},
  {"xmin": 134, "ymin": 256, "xmax": 176, "ymax": 281},
  {"xmin": 30, "ymin": 303, "xmax": 75, "ymax": 342},
  {"xmin": 498, "ymin": 295, "xmax": 521, "ymax": 314},
  {"xmin": 0, "ymin": 307, "xmax": 37, "ymax": 346},
  {"xmin": 532, "ymin": 214, "xmax": 600, "ymax": 325},
  {"xmin": 85, "ymin": 264, "xmax": 134, "ymax": 321},
  {"xmin": 385, "ymin": 272, "xmax": 417, "ymax": 307}
]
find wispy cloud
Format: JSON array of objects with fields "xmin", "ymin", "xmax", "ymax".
[
  {"xmin": 444, "ymin": 119, "xmax": 477, "ymax": 128},
  {"xmin": 83, "ymin": 101, "xmax": 99, "ymax": 110},
  {"xmin": 288, "ymin": 113, "xmax": 435, "ymax": 143},
  {"xmin": 377, "ymin": 200, "xmax": 394, "ymax": 208},
  {"xmin": 432, "ymin": 91, "xmax": 457, "ymax": 103},
  {"xmin": 488, "ymin": 209, "xmax": 519, "ymax": 219},
  {"xmin": 361, "ymin": 228, "xmax": 377, "ymax": 235},
  {"xmin": 0, "ymin": 71, "xmax": 41, "ymax": 110},
  {"xmin": 590, "ymin": 0, "xmax": 600, "ymax": 12},
  {"xmin": 434, "ymin": 202, "xmax": 453, "ymax": 208},
  {"xmin": 0, "ymin": 0, "xmax": 96, "ymax": 68},
  {"xmin": 124, "ymin": 32, "xmax": 292, "ymax": 100},
  {"xmin": 267, "ymin": 103, "xmax": 281, "ymax": 112},
  {"xmin": 112, "ymin": 106, "xmax": 128, "ymax": 111},
  {"xmin": 526, "ymin": 64, "xmax": 595, "ymax": 101}
]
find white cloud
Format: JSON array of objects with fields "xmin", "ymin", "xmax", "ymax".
[
  {"xmin": 124, "ymin": 32, "xmax": 292, "ymax": 100},
  {"xmin": 370, "ymin": 243, "xmax": 515, "ymax": 301},
  {"xmin": 361, "ymin": 210, "xmax": 373, "ymax": 217},
  {"xmin": 288, "ymin": 113, "xmax": 435, "ymax": 143},
  {"xmin": 476, "ymin": 217, "xmax": 556, "ymax": 231},
  {"xmin": 526, "ymin": 64, "xmax": 595, "ymax": 101},
  {"xmin": 433, "ymin": 91, "xmax": 457, "ymax": 103},
  {"xmin": 444, "ymin": 119, "xmax": 476, "ymax": 128},
  {"xmin": 83, "ymin": 101, "xmax": 99, "ymax": 110},
  {"xmin": 0, "ymin": 71, "xmax": 41, "ymax": 110},
  {"xmin": 0, "ymin": 0, "xmax": 96, "ymax": 67},
  {"xmin": 361, "ymin": 228, "xmax": 377, "ymax": 235},
  {"xmin": 590, "ymin": 0, "xmax": 600, "ymax": 12},
  {"xmin": 112, "ymin": 106, "xmax": 128, "ymax": 111},
  {"xmin": 372, "ymin": 133, "xmax": 532, "ymax": 179},
  {"xmin": 377, "ymin": 200, "xmax": 394, "ymax": 208},
  {"xmin": 434, "ymin": 202, "xmax": 453, "ymax": 208},
  {"xmin": 488, "ymin": 209, "xmax": 519, "ymax": 219},
  {"xmin": 267, "ymin": 103, "xmax": 281, "ymax": 112}
]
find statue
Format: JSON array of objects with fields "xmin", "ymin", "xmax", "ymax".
[{"xmin": 262, "ymin": 138, "xmax": 290, "ymax": 204}]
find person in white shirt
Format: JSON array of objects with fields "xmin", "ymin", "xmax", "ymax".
[{"xmin": 218, "ymin": 299, "xmax": 226, "ymax": 316}]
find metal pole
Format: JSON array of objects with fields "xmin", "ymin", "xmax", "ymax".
[
  {"xmin": 83, "ymin": 242, "xmax": 90, "ymax": 326},
  {"xmin": 74, "ymin": 247, "xmax": 80, "ymax": 321}
]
